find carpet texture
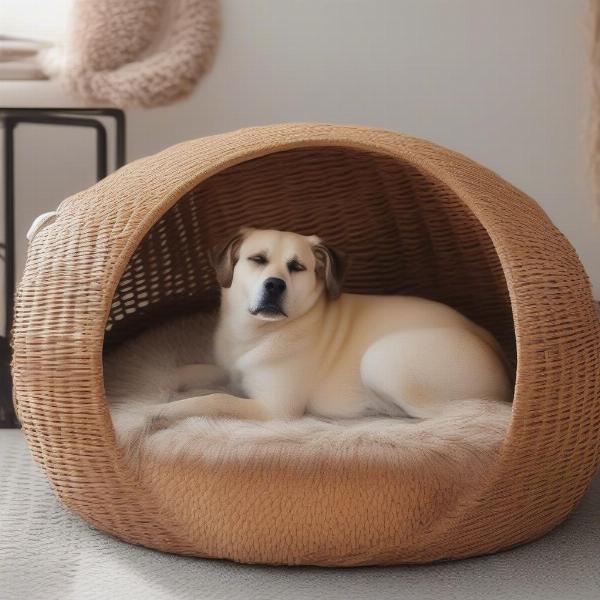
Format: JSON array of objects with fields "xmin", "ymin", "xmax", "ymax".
[{"xmin": 1, "ymin": 429, "xmax": 599, "ymax": 600}]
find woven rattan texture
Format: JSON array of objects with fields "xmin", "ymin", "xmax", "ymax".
[
  {"xmin": 12, "ymin": 123, "xmax": 600, "ymax": 565},
  {"xmin": 106, "ymin": 147, "xmax": 516, "ymax": 370}
]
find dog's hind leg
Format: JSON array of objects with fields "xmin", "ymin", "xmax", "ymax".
[{"xmin": 360, "ymin": 328, "xmax": 512, "ymax": 419}]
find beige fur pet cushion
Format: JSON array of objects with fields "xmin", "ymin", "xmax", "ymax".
[{"xmin": 106, "ymin": 311, "xmax": 511, "ymax": 481}]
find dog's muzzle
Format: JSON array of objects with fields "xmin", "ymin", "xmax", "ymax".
[{"xmin": 250, "ymin": 277, "xmax": 288, "ymax": 317}]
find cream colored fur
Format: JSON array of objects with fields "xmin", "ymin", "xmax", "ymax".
[
  {"xmin": 106, "ymin": 311, "xmax": 511, "ymax": 465},
  {"xmin": 135, "ymin": 229, "xmax": 511, "ymax": 424},
  {"xmin": 107, "ymin": 229, "xmax": 512, "ymax": 464}
]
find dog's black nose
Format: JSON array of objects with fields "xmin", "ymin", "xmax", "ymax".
[{"xmin": 263, "ymin": 277, "xmax": 286, "ymax": 296}]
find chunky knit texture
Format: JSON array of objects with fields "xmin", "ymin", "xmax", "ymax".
[{"xmin": 39, "ymin": 0, "xmax": 219, "ymax": 108}]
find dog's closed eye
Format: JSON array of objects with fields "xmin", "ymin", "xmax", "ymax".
[
  {"xmin": 287, "ymin": 259, "xmax": 306, "ymax": 273},
  {"xmin": 248, "ymin": 254, "xmax": 268, "ymax": 265}
]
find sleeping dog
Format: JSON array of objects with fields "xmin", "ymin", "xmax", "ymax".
[{"xmin": 155, "ymin": 228, "xmax": 511, "ymax": 424}]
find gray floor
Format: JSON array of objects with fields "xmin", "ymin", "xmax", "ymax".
[{"xmin": 1, "ymin": 429, "xmax": 599, "ymax": 600}]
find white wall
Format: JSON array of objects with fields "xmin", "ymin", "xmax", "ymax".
[
  {"xmin": 2, "ymin": 0, "xmax": 599, "ymax": 302},
  {"xmin": 1, "ymin": 0, "xmax": 72, "ymax": 43}
]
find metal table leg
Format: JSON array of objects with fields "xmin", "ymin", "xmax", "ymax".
[{"xmin": 0, "ymin": 108, "xmax": 126, "ymax": 427}]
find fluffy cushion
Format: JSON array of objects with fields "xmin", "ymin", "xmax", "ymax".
[{"xmin": 106, "ymin": 312, "xmax": 511, "ymax": 468}]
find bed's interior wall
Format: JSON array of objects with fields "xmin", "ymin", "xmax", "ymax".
[{"xmin": 104, "ymin": 147, "xmax": 516, "ymax": 370}]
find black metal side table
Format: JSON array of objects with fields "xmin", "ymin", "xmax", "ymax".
[{"xmin": 0, "ymin": 107, "xmax": 126, "ymax": 427}]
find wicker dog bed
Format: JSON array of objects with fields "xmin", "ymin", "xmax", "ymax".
[{"xmin": 13, "ymin": 123, "xmax": 600, "ymax": 566}]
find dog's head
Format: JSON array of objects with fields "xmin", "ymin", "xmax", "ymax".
[{"xmin": 210, "ymin": 228, "xmax": 347, "ymax": 322}]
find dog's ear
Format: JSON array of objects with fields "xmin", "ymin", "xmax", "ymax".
[
  {"xmin": 209, "ymin": 230, "xmax": 246, "ymax": 288},
  {"xmin": 312, "ymin": 241, "xmax": 348, "ymax": 300}
]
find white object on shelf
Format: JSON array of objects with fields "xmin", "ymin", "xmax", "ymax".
[
  {"xmin": 0, "ymin": 38, "xmax": 50, "ymax": 61},
  {"xmin": 0, "ymin": 61, "xmax": 46, "ymax": 81},
  {"xmin": 0, "ymin": 36, "xmax": 51, "ymax": 81}
]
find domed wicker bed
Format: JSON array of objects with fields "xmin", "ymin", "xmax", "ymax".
[{"xmin": 12, "ymin": 123, "xmax": 600, "ymax": 566}]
